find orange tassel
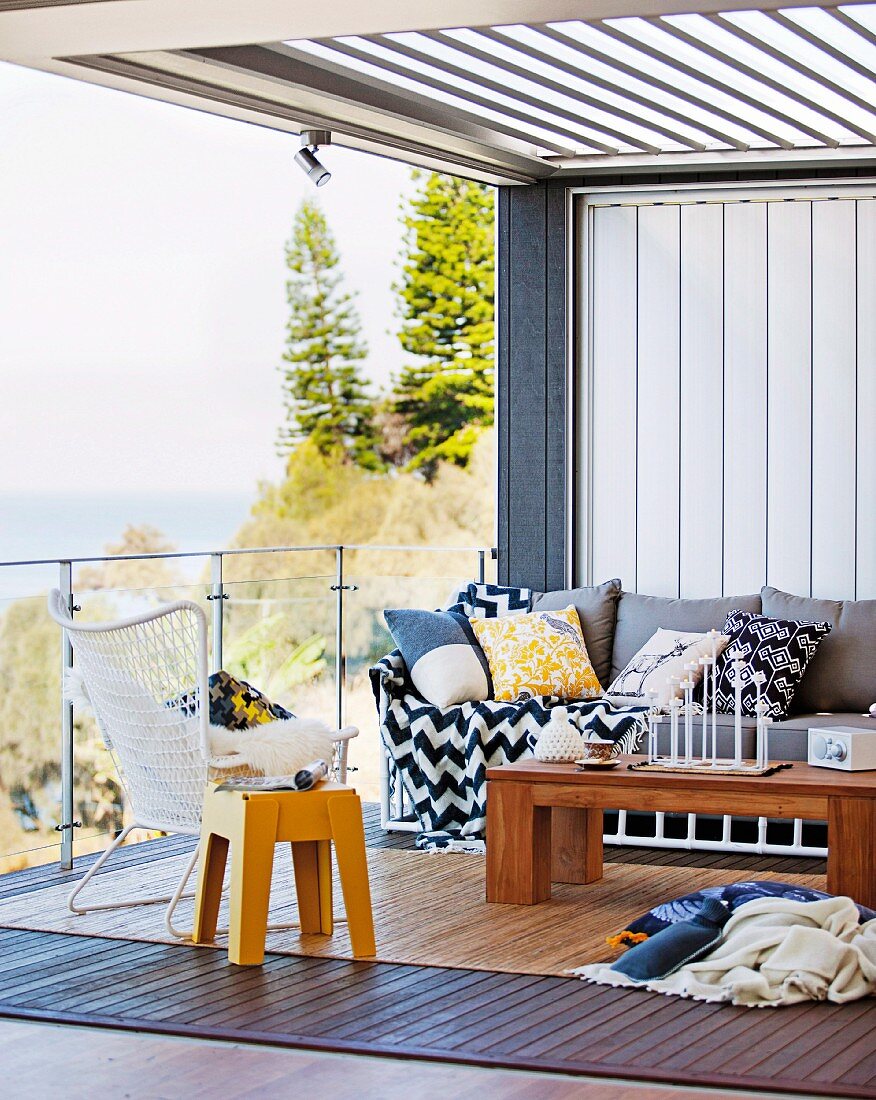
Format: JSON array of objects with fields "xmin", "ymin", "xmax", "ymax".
[{"xmin": 605, "ymin": 931, "xmax": 650, "ymax": 949}]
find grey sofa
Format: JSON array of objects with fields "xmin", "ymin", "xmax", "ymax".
[{"xmin": 532, "ymin": 580, "xmax": 876, "ymax": 761}]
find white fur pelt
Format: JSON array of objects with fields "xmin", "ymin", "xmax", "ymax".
[{"xmin": 209, "ymin": 717, "xmax": 336, "ymax": 776}]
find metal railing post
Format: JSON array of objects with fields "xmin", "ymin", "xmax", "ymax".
[
  {"xmin": 334, "ymin": 546, "xmax": 345, "ymax": 731},
  {"xmin": 209, "ymin": 552, "xmax": 224, "ymax": 672},
  {"xmin": 59, "ymin": 561, "xmax": 76, "ymax": 870},
  {"xmin": 478, "ymin": 549, "xmax": 486, "ymax": 584}
]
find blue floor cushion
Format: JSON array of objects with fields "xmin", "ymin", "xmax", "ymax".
[
  {"xmin": 611, "ymin": 897, "xmax": 730, "ymax": 981},
  {"xmin": 608, "ymin": 880, "xmax": 876, "ymax": 948}
]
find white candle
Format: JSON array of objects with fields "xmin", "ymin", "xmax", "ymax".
[
  {"xmin": 731, "ymin": 648, "xmax": 744, "ymax": 767},
  {"xmin": 646, "ymin": 690, "xmax": 659, "ymax": 762},
  {"xmin": 668, "ymin": 696, "xmax": 681, "ymax": 766},
  {"xmin": 682, "ymin": 668, "xmax": 697, "ymax": 763},
  {"xmin": 753, "ymin": 673, "xmax": 766, "ymax": 768},
  {"xmin": 710, "ymin": 632, "xmax": 720, "ymax": 766},
  {"xmin": 761, "ymin": 716, "xmax": 772, "ymax": 770},
  {"xmin": 699, "ymin": 656, "xmax": 711, "ymax": 761}
]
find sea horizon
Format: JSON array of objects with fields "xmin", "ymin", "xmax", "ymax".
[{"xmin": 0, "ymin": 489, "xmax": 256, "ymax": 600}]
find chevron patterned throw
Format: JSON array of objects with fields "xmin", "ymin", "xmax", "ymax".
[{"xmin": 371, "ymin": 650, "xmax": 648, "ymax": 847}]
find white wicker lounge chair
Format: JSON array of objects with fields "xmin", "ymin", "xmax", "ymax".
[{"xmin": 47, "ymin": 589, "xmax": 357, "ymax": 937}]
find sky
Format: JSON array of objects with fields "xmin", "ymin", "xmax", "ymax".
[{"xmin": 0, "ymin": 61, "xmax": 415, "ymax": 496}]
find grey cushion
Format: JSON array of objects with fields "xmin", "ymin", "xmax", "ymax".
[
  {"xmin": 533, "ymin": 578, "xmax": 622, "ymax": 689},
  {"xmin": 761, "ymin": 587, "xmax": 876, "ymax": 714},
  {"xmin": 610, "ymin": 591, "xmax": 762, "ymax": 682},
  {"xmin": 650, "ymin": 711, "xmax": 872, "ymax": 762}
]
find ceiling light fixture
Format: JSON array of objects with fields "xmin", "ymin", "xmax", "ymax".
[{"xmin": 295, "ymin": 130, "xmax": 332, "ymax": 187}]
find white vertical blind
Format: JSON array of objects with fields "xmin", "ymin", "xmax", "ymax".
[
  {"xmin": 636, "ymin": 205, "xmax": 681, "ymax": 597},
  {"xmin": 583, "ymin": 188, "xmax": 876, "ymax": 601},
  {"xmin": 811, "ymin": 199, "xmax": 858, "ymax": 600},
  {"xmin": 589, "ymin": 205, "xmax": 638, "ymax": 589},
  {"xmin": 680, "ymin": 203, "xmax": 724, "ymax": 599},
  {"xmin": 766, "ymin": 199, "xmax": 812, "ymax": 596},
  {"xmin": 858, "ymin": 199, "xmax": 876, "ymax": 601},
  {"xmin": 723, "ymin": 201, "xmax": 768, "ymax": 596}
]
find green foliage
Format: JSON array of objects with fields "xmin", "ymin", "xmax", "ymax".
[
  {"xmin": 279, "ymin": 198, "xmax": 381, "ymax": 470},
  {"xmin": 223, "ymin": 614, "xmax": 327, "ymax": 700},
  {"xmin": 393, "ymin": 172, "xmax": 495, "ymax": 478},
  {"xmin": 0, "ymin": 595, "xmax": 121, "ymax": 866}
]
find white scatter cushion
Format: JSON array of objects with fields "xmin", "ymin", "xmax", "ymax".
[
  {"xmin": 607, "ymin": 628, "xmax": 729, "ymax": 710},
  {"xmin": 384, "ymin": 608, "xmax": 491, "ymax": 708}
]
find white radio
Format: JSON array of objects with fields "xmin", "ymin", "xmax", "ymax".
[{"xmin": 808, "ymin": 726, "xmax": 876, "ymax": 771}]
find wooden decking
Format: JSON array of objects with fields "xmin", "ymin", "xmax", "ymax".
[{"xmin": 0, "ymin": 806, "xmax": 872, "ymax": 1098}]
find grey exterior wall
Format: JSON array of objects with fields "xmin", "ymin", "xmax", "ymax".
[
  {"xmin": 496, "ymin": 182, "xmax": 567, "ymax": 592},
  {"xmin": 496, "ymin": 166, "xmax": 876, "ymax": 593}
]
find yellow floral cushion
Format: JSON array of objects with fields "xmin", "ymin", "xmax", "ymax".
[{"xmin": 470, "ymin": 606, "xmax": 602, "ymax": 702}]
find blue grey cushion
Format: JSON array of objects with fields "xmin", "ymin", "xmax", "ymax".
[
  {"xmin": 614, "ymin": 881, "xmax": 876, "ymax": 946},
  {"xmin": 611, "ymin": 897, "xmax": 729, "ymax": 982},
  {"xmin": 761, "ymin": 587, "xmax": 876, "ymax": 715},
  {"xmin": 533, "ymin": 579, "xmax": 622, "ymax": 689},
  {"xmin": 383, "ymin": 608, "xmax": 491, "ymax": 708},
  {"xmin": 610, "ymin": 590, "xmax": 762, "ymax": 682}
]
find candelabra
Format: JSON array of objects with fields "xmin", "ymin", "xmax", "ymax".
[{"xmin": 644, "ymin": 631, "xmax": 772, "ymax": 774}]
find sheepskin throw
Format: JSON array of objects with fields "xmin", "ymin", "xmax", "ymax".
[{"xmin": 209, "ymin": 716, "xmax": 336, "ymax": 777}]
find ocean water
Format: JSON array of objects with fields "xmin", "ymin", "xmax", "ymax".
[{"xmin": 0, "ymin": 490, "xmax": 254, "ymax": 600}]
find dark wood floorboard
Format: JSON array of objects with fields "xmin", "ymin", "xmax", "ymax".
[
  {"xmin": 0, "ymin": 804, "xmax": 849, "ymax": 1095},
  {"xmin": 0, "ymin": 929, "xmax": 871, "ymax": 1098}
]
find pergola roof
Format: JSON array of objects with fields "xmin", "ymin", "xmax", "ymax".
[
  {"xmin": 293, "ymin": 6, "xmax": 876, "ymax": 160},
  {"xmin": 4, "ymin": 0, "xmax": 876, "ymax": 182}
]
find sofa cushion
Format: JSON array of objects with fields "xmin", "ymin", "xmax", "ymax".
[
  {"xmin": 471, "ymin": 605, "xmax": 602, "ymax": 702},
  {"xmin": 611, "ymin": 591, "xmax": 762, "ymax": 682},
  {"xmin": 383, "ymin": 608, "xmax": 491, "ymax": 708},
  {"xmin": 714, "ymin": 609, "xmax": 832, "ymax": 720},
  {"xmin": 761, "ymin": 587, "xmax": 876, "ymax": 714},
  {"xmin": 607, "ymin": 629, "xmax": 730, "ymax": 709},
  {"xmin": 533, "ymin": 578, "xmax": 622, "ymax": 688}
]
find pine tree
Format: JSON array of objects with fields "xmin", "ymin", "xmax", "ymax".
[
  {"xmin": 393, "ymin": 172, "xmax": 495, "ymax": 477},
  {"xmin": 279, "ymin": 199, "xmax": 381, "ymax": 470}
]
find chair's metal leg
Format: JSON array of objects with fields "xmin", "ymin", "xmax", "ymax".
[
  {"xmin": 164, "ymin": 845, "xmax": 201, "ymax": 939},
  {"xmin": 67, "ymin": 825, "xmax": 135, "ymax": 914},
  {"xmin": 67, "ymin": 826, "xmax": 198, "ymax": 915}
]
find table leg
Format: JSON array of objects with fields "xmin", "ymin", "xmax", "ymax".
[
  {"xmin": 228, "ymin": 797, "xmax": 279, "ymax": 966},
  {"xmin": 327, "ymin": 794, "xmax": 375, "ymax": 958},
  {"xmin": 551, "ymin": 806, "xmax": 604, "ymax": 884},
  {"xmin": 486, "ymin": 781, "xmax": 551, "ymax": 904},
  {"xmin": 828, "ymin": 796, "xmax": 876, "ymax": 910},
  {"xmin": 192, "ymin": 831, "xmax": 228, "ymax": 945},
  {"xmin": 291, "ymin": 841, "xmax": 322, "ymax": 934}
]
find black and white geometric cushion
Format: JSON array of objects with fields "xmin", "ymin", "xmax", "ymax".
[
  {"xmin": 461, "ymin": 582, "xmax": 532, "ymax": 619},
  {"xmin": 713, "ymin": 609, "xmax": 831, "ymax": 720}
]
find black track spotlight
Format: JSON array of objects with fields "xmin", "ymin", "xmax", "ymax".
[{"xmin": 295, "ymin": 130, "xmax": 332, "ymax": 187}]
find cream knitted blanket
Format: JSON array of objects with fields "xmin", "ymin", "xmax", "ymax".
[{"xmin": 574, "ymin": 896, "xmax": 876, "ymax": 1007}]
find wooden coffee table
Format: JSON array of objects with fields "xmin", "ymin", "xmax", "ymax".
[{"xmin": 485, "ymin": 757, "xmax": 876, "ymax": 910}]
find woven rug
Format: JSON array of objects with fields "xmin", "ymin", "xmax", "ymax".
[{"xmin": 0, "ymin": 847, "xmax": 826, "ymax": 976}]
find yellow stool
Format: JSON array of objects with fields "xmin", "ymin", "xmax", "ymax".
[{"xmin": 192, "ymin": 781, "xmax": 376, "ymax": 965}]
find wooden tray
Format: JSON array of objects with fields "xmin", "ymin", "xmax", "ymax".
[{"xmin": 628, "ymin": 760, "xmax": 793, "ymax": 777}]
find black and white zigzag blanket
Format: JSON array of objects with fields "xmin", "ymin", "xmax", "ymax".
[{"xmin": 370, "ymin": 650, "xmax": 648, "ymax": 848}]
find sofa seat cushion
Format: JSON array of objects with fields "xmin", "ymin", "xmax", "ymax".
[
  {"xmin": 533, "ymin": 578, "xmax": 622, "ymax": 687},
  {"xmin": 761, "ymin": 587, "xmax": 876, "ymax": 715},
  {"xmin": 610, "ymin": 591, "xmax": 762, "ymax": 682},
  {"xmin": 645, "ymin": 711, "xmax": 873, "ymax": 762}
]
